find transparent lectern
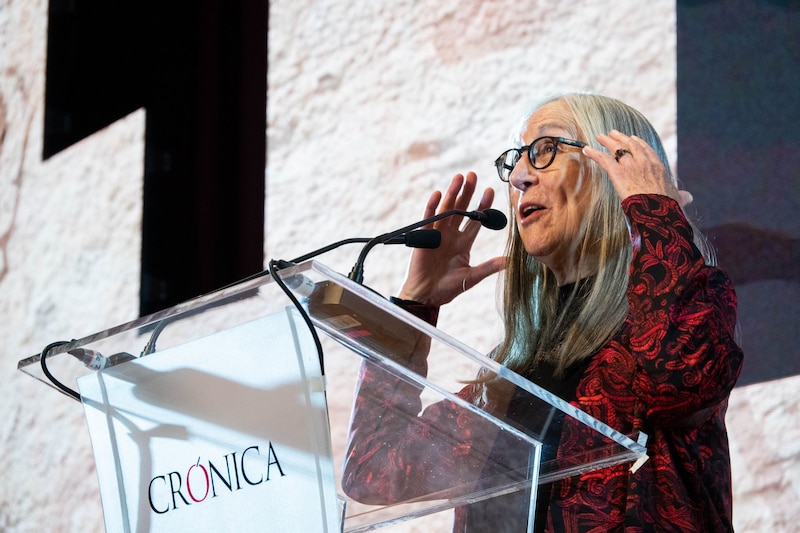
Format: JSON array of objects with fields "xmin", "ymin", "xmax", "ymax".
[{"xmin": 18, "ymin": 260, "xmax": 648, "ymax": 532}]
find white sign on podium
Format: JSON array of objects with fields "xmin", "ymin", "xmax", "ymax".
[{"xmin": 77, "ymin": 308, "xmax": 341, "ymax": 533}]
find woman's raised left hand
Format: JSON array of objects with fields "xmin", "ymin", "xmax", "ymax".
[{"xmin": 582, "ymin": 130, "xmax": 692, "ymax": 207}]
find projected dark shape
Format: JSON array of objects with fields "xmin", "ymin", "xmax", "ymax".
[{"xmin": 44, "ymin": 0, "xmax": 267, "ymax": 315}]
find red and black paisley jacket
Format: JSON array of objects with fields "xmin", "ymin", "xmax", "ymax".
[{"xmin": 341, "ymin": 194, "xmax": 744, "ymax": 532}]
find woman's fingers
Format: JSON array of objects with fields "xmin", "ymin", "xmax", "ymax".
[
  {"xmin": 462, "ymin": 185, "xmax": 497, "ymax": 241},
  {"xmin": 583, "ymin": 130, "xmax": 678, "ymax": 202},
  {"xmin": 463, "ymin": 256, "xmax": 505, "ymax": 292},
  {"xmin": 437, "ymin": 174, "xmax": 465, "ymax": 213},
  {"xmin": 436, "ymin": 172, "xmax": 481, "ymax": 231},
  {"xmin": 418, "ymin": 188, "xmax": 440, "ymax": 220},
  {"xmin": 397, "ymin": 172, "xmax": 502, "ymax": 305}
]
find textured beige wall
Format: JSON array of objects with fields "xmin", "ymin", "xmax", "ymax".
[
  {"xmin": 0, "ymin": 0, "xmax": 796, "ymax": 531},
  {"xmin": 266, "ymin": 0, "xmax": 678, "ymax": 349},
  {"xmin": 0, "ymin": 1, "xmax": 143, "ymax": 531}
]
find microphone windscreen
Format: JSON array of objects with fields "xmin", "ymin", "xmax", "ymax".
[
  {"xmin": 404, "ymin": 229, "xmax": 441, "ymax": 249},
  {"xmin": 480, "ymin": 209, "xmax": 508, "ymax": 230}
]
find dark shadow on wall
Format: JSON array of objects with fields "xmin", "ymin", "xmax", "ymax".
[
  {"xmin": 677, "ymin": 0, "xmax": 800, "ymax": 386},
  {"xmin": 704, "ymin": 225, "xmax": 798, "ymax": 287},
  {"xmin": 44, "ymin": 0, "xmax": 268, "ymax": 316}
]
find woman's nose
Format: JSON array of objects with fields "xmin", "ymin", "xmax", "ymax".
[{"xmin": 508, "ymin": 158, "xmax": 538, "ymax": 191}]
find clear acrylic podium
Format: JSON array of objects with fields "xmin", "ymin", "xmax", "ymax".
[{"xmin": 18, "ymin": 260, "xmax": 648, "ymax": 532}]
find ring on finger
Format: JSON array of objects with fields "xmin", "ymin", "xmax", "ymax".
[{"xmin": 614, "ymin": 148, "xmax": 631, "ymax": 162}]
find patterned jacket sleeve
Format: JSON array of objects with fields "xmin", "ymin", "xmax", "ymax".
[
  {"xmin": 340, "ymin": 301, "xmax": 497, "ymax": 505},
  {"xmin": 548, "ymin": 195, "xmax": 744, "ymax": 532},
  {"xmin": 622, "ymin": 194, "xmax": 743, "ymax": 428}
]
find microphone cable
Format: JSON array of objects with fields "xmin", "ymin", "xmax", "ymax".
[
  {"xmin": 37, "ymin": 259, "xmax": 326, "ymax": 402},
  {"xmin": 37, "ymin": 226, "xmax": 444, "ymax": 395},
  {"xmin": 267, "ymin": 258, "xmax": 326, "ymax": 376},
  {"xmin": 39, "ymin": 340, "xmax": 82, "ymax": 401}
]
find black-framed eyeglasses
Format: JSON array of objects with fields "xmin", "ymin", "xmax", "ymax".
[{"xmin": 494, "ymin": 136, "xmax": 587, "ymax": 182}]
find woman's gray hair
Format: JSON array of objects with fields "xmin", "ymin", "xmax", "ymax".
[{"xmin": 492, "ymin": 92, "xmax": 714, "ymax": 378}]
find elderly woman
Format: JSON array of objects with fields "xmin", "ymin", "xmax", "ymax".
[{"xmin": 341, "ymin": 92, "xmax": 743, "ymax": 532}]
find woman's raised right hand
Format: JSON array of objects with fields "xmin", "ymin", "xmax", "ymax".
[{"xmin": 396, "ymin": 172, "xmax": 505, "ymax": 306}]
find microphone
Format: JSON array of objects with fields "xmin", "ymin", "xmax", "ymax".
[
  {"xmin": 387, "ymin": 229, "xmax": 442, "ymax": 248},
  {"xmin": 285, "ymin": 229, "xmax": 440, "ymax": 265},
  {"xmin": 269, "ymin": 229, "xmax": 442, "ymax": 299},
  {"xmin": 348, "ymin": 208, "xmax": 507, "ymax": 284},
  {"xmin": 470, "ymin": 208, "xmax": 507, "ymax": 230}
]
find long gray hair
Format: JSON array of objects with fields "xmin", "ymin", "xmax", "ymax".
[{"xmin": 493, "ymin": 92, "xmax": 714, "ymax": 378}]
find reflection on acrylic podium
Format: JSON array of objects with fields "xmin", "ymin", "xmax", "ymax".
[{"xmin": 18, "ymin": 260, "xmax": 648, "ymax": 532}]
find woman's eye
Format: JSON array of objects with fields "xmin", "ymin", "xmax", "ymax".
[{"xmin": 537, "ymin": 141, "xmax": 556, "ymax": 155}]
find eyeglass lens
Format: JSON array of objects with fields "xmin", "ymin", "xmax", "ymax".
[
  {"xmin": 530, "ymin": 137, "xmax": 558, "ymax": 169},
  {"xmin": 496, "ymin": 137, "xmax": 559, "ymax": 181}
]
